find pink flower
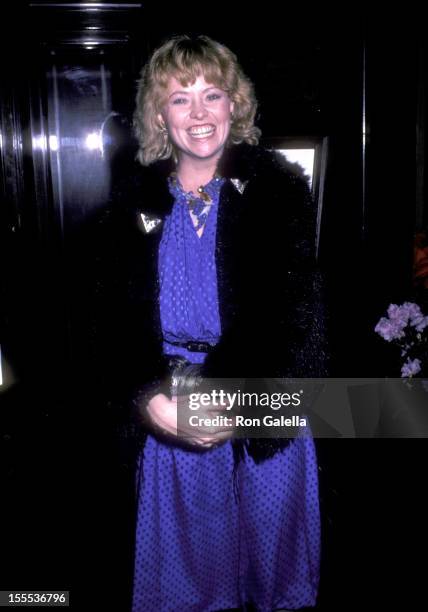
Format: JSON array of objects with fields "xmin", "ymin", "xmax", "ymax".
[
  {"xmin": 401, "ymin": 358, "xmax": 422, "ymax": 378},
  {"xmin": 375, "ymin": 302, "xmax": 427, "ymax": 377}
]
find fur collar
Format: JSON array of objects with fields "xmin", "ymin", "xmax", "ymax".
[{"xmin": 119, "ymin": 142, "xmax": 284, "ymax": 218}]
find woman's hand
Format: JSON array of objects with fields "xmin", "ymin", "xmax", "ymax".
[{"xmin": 145, "ymin": 393, "xmax": 234, "ymax": 449}]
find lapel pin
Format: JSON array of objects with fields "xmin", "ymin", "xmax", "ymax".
[
  {"xmin": 230, "ymin": 178, "xmax": 249, "ymax": 194},
  {"xmin": 140, "ymin": 212, "xmax": 162, "ymax": 233}
]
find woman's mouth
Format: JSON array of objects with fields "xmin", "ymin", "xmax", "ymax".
[{"xmin": 187, "ymin": 125, "xmax": 216, "ymax": 138}]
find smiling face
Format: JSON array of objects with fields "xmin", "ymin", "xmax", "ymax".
[{"xmin": 158, "ymin": 74, "xmax": 234, "ymax": 165}]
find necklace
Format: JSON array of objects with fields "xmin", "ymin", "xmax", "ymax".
[{"xmin": 168, "ymin": 171, "xmax": 223, "ymax": 231}]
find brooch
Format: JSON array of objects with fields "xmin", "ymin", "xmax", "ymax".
[
  {"xmin": 230, "ymin": 178, "xmax": 249, "ymax": 194},
  {"xmin": 140, "ymin": 212, "xmax": 162, "ymax": 233}
]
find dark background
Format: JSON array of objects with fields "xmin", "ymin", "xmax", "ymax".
[{"xmin": 1, "ymin": 2, "xmax": 427, "ymax": 610}]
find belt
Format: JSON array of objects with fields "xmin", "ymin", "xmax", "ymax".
[{"xmin": 165, "ymin": 339, "xmax": 216, "ymax": 353}]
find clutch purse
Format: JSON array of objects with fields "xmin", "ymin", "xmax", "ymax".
[{"xmin": 168, "ymin": 356, "xmax": 203, "ymax": 397}]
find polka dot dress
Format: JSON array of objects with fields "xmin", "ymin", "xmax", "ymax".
[
  {"xmin": 157, "ymin": 174, "xmax": 223, "ymax": 364},
  {"xmin": 132, "ymin": 177, "xmax": 321, "ymax": 612}
]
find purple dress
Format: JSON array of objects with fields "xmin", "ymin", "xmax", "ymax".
[{"xmin": 132, "ymin": 176, "xmax": 320, "ymax": 612}]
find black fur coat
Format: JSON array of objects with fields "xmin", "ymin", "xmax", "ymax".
[{"xmin": 90, "ymin": 141, "xmax": 329, "ymax": 466}]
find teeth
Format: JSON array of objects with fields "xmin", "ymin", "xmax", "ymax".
[{"xmin": 188, "ymin": 126, "xmax": 215, "ymax": 135}]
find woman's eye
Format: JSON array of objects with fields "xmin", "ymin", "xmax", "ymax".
[
  {"xmin": 171, "ymin": 97, "xmax": 188, "ymax": 105},
  {"xmin": 206, "ymin": 93, "xmax": 221, "ymax": 101}
]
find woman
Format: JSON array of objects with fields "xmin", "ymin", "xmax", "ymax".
[{"xmin": 95, "ymin": 34, "xmax": 328, "ymax": 612}]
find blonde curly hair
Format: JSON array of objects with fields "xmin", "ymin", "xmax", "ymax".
[{"xmin": 133, "ymin": 34, "xmax": 261, "ymax": 166}]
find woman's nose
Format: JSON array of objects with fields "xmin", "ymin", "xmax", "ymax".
[{"xmin": 190, "ymin": 99, "xmax": 208, "ymax": 119}]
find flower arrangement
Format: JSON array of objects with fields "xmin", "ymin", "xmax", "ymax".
[{"xmin": 375, "ymin": 302, "xmax": 428, "ymax": 377}]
